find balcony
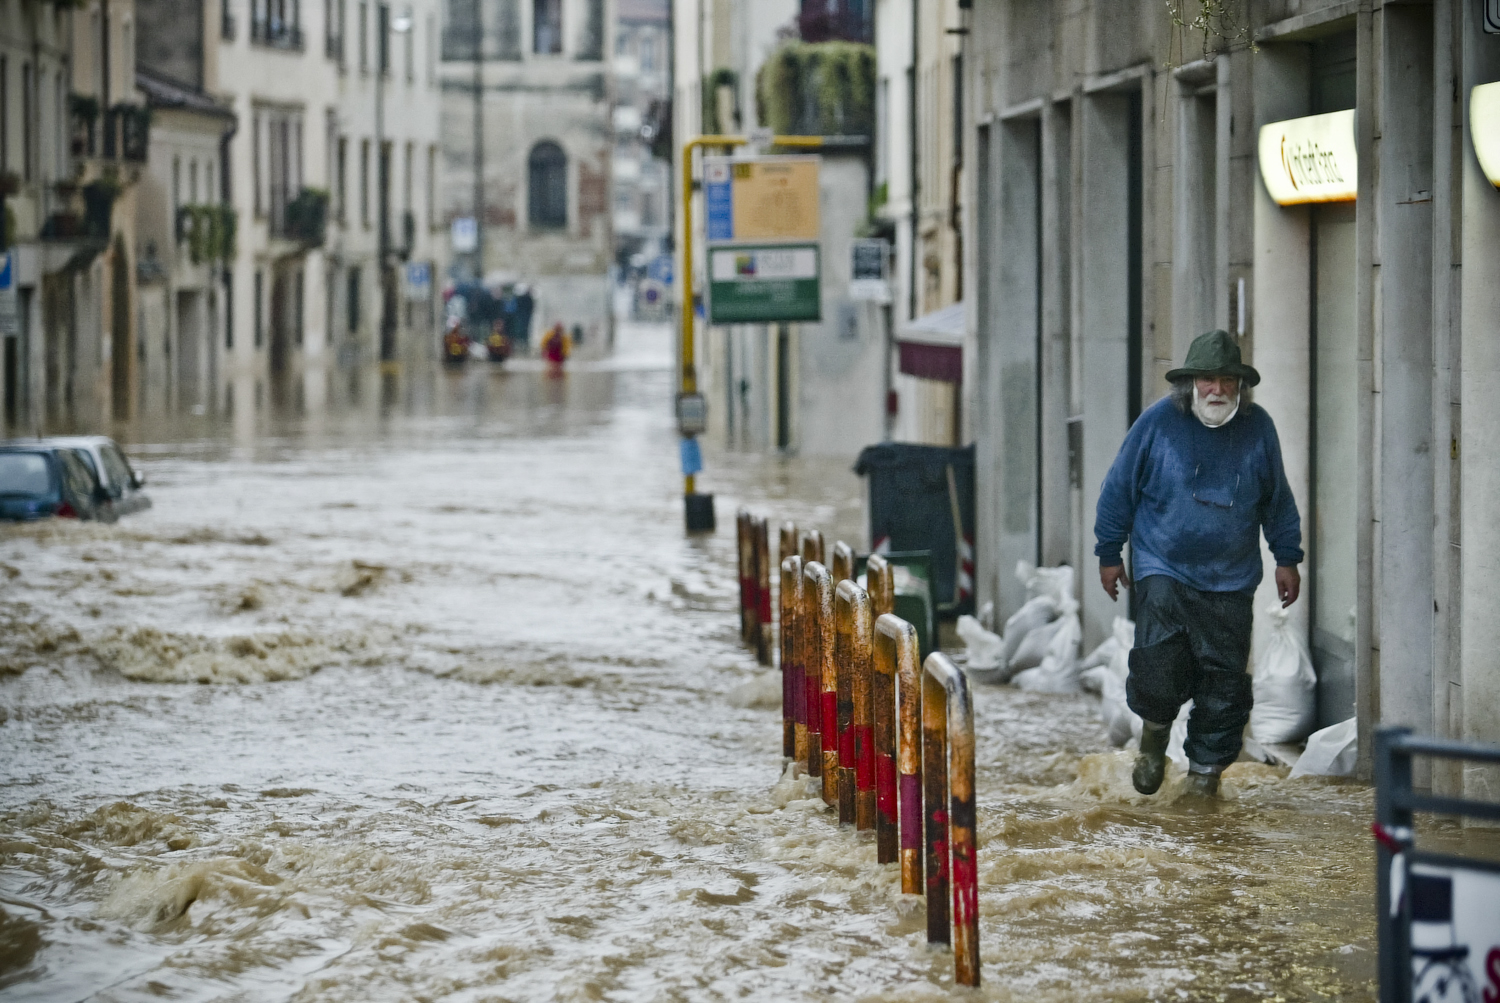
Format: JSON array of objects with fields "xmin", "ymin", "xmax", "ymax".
[
  {"xmin": 69, "ymin": 98, "xmax": 149, "ymax": 162},
  {"xmin": 276, "ymin": 188, "xmax": 329, "ymax": 247},
  {"xmin": 251, "ymin": 18, "xmax": 304, "ymax": 50}
]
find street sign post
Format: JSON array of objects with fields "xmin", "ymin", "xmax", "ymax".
[
  {"xmin": 1375, "ymin": 727, "xmax": 1500, "ymax": 1003},
  {"xmin": 451, "ymin": 217, "xmax": 478, "ymax": 253},
  {"xmin": 707, "ymin": 244, "xmax": 821, "ymax": 323},
  {"xmin": 703, "ymin": 154, "xmax": 822, "ymax": 324}
]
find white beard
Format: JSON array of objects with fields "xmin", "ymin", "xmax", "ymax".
[{"xmin": 1192, "ymin": 386, "xmax": 1239, "ymax": 428}]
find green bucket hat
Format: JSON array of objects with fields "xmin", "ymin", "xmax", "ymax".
[{"xmin": 1165, "ymin": 329, "xmax": 1260, "ymax": 387}]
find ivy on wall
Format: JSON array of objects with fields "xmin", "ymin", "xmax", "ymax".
[
  {"xmin": 701, "ymin": 67, "xmax": 738, "ymax": 136},
  {"xmin": 755, "ymin": 41, "xmax": 874, "ymax": 139}
]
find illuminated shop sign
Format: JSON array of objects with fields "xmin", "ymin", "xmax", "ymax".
[
  {"xmin": 1258, "ymin": 109, "xmax": 1357, "ymax": 206},
  {"xmin": 1471, "ymin": 81, "xmax": 1500, "ymax": 188}
]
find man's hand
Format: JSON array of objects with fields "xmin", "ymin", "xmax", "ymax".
[
  {"xmin": 1275, "ymin": 565, "xmax": 1301, "ymax": 608},
  {"xmin": 1100, "ymin": 564, "xmax": 1131, "ymax": 602}
]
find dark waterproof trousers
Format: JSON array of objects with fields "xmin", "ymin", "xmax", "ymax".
[{"xmin": 1126, "ymin": 575, "xmax": 1254, "ymax": 769}]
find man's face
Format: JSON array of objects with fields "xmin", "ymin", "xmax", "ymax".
[{"xmin": 1193, "ymin": 374, "xmax": 1240, "ymax": 425}]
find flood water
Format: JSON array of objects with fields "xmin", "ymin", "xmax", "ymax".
[{"xmin": 1, "ymin": 323, "xmax": 1378, "ymax": 1001}]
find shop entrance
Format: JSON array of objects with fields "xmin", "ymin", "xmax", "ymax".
[
  {"xmin": 1307, "ymin": 31, "xmax": 1358, "ymax": 728},
  {"xmin": 1310, "ymin": 202, "xmax": 1357, "ymax": 727}
]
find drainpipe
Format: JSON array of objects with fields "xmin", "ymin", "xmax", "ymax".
[{"xmin": 907, "ymin": 0, "xmax": 918, "ymax": 323}]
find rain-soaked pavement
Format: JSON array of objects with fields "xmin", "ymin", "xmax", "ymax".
[{"xmin": 1, "ymin": 323, "xmax": 1379, "ymax": 1001}]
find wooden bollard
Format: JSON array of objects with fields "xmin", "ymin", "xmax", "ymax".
[
  {"xmin": 844, "ymin": 583, "xmax": 877, "ymax": 830},
  {"xmin": 804, "ymin": 561, "xmax": 837, "ymax": 802},
  {"xmin": 781, "ymin": 555, "xmax": 803, "ymax": 760},
  {"xmin": 896, "ymin": 614, "xmax": 925, "ymax": 895},
  {"xmin": 753, "ymin": 517, "xmax": 772, "ymax": 665},
  {"xmin": 921, "ymin": 652, "xmax": 979, "ymax": 987},
  {"xmin": 873, "ymin": 613, "xmax": 916, "ymax": 864},
  {"xmin": 867, "ymin": 552, "xmax": 895, "ymax": 618},
  {"xmin": 833, "ymin": 579, "xmax": 867, "ymax": 826},
  {"xmin": 831, "ymin": 540, "xmax": 854, "ymax": 584},
  {"xmin": 780, "ymin": 522, "xmax": 798, "ymax": 565},
  {"xmin": 737, "ymin": 510, "xmax": 753, "ymax": 645},
  {"xmin": 800, "ymin": 529, "xmax": 825, "ymax": 568},
  {"xmin": 799, "ymin": 561, "xmax": 823, "ymax": 778}
]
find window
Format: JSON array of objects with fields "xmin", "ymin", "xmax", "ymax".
[
  {"xmin": 533, "ymin": 0, "xmax": 560, "ymax": 54},
  {"xmin": 346, "ymin": 265, "xmax": 360, "ymax": 332},
  {"xmin": 20, "ymin": 62, "xmax": 30, "ymax": 182},
  {"xmin": 294, "ymin": 269, "xmax": 304, "ymax": 345},
  {"xmin": 360, "ymin": 138, "xmax": 370, "ymax": 226},
  {"xmin": 189, "ymin": 159, "xmax": 199, "ymax": 202},
  {"xmin": 640, "ymin": 33, "xmax": 655, "ymax": 72},
  {"xmin": 1, "ymin": 58, "xmax": 7, "ymax": 173},
  {"xmin": 256, "ymin": 107, "xmax": 303, "ymax": 235},
  {"xmin": 527, "ymin": 140, "xmax": 566, "ymax": 229},
  {"xmin": 222, "ymin": 0, "xmax": 236, "ymax": 39},
  {"xmin": 172, "ymin": 157, "xmax": 181, "ymax": 216},
  {"xmin": 224, "ymin": 273, "xmax": 234, "ymax": 348},
  {"xmin": 54, "ymin": 71, "xmax": 64, "ymax": 179},
  {"xmin": 336, "ymin": 135, "xmax": 348, "ymax": 222},
  {"xmin": 325, "ymin": 0, "xmax": 345, "ymax": 61},
  {"xmin": 405, "ymin": 12, "xmax": 414, "ymax": 81},
  {"xmin": 377, "ymin": 3, "xmax": 389, "ymax": 74},
  {"xmin": 252, "ymin": 110, "xmax": 262, "ymax": 214},
  {"xmin": 251, "ymin": 0, "xmax": 303, "ymax": 47},
  {"xmin": 426, "ymin": 144, "xmax": 436, "ymax": 231},
  {"xmin": 254, "ymin": 270, "xmax": 264, "ymax": 347},
  {"xmin": 207, "ymin": 162, "xmax": 216, "ymax": 202},
  {"xmin": 359, "ymin": 1, "xmax": 368, "ymax": 71}
]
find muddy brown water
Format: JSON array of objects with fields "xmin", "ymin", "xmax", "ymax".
[{"xmin": 1, "ymin": 325, "xmax": 1382, "ymax": 1000}]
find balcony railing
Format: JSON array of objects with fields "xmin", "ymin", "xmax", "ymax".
[
  {"xmin": 251, "ymin": 18, "xmax": 304, "ymax": 49},
  {"xmin": 102, "ymin": 105, "xmax": 150, "ymax": 161}
]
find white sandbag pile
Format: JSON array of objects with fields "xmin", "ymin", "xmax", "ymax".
[
  {"xmin": 955, "ymin": 562, "xmax": 1085, "ymax": 692},
  {"xmin": 1080, "ymin": 617, "xmax": 1137, "ymax": 746},
  {"xmin": 1289, "ymin": 717, "xmax": 1357, "ymax": 778},
  {"xmin": 1249, "ymin": 604, "xmax": 1318, "ymax": 744}
]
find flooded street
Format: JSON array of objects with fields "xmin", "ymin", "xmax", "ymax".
[{"xmin": 1, "ymin": 323, "xmax": 1377, "ymax": 1001}]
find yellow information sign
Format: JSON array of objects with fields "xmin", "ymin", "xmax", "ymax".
[{"xmin": 704, "ymin": 156, "xmax": 821, "ymax": 241}]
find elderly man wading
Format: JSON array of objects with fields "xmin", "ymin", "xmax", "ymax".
[{"xmin": 1094, "ymin": 329, "xmax": 1303, "ymax": 798}]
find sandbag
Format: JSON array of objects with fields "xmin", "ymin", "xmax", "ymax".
[
  {"xmin": 1012, "ymin": 600, "xmax": 1083, "ymax": 692},
  {"xmin": 1250, "ymin": 605, "xmax": 1317, "ymax": 744},
  {"xmin": 1289, "ymin": 718, "xmax": 1358, "ymax": 778},
  {"xmin": 1018, "ymin": 560, "xmax": 1075, "ymax": 606},
  {"xmin": 1078, "ymin": 636, "xmax": 1120, "ymax": 685},
  {"xmin": 1009, "ymin": 615, "xmax": 1068, "ymax": 673},
  {"xmin": 1087, "ymin": 617, "xmax": 1137, "ymax": 746},
  {"xmin": 957, "ymin": 615, "xmax": 1006, "ymax": 682},
  {"xmin": 999, "ymin": 595, "xmax": 1059, "ymax": 668}
]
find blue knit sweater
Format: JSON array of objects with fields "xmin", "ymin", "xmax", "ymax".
[{"xmin": 1093, "ymin": 396, "xmax": 1304, "ymax": 593}]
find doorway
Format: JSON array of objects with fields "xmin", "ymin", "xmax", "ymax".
[{"xmin": 1309, "ymin": 202, "xmax": 1357, "ymax": 727}]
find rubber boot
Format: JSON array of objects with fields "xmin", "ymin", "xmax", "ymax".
[
  {"xmin": 1133, "ymin": 721, "xmax": 1171, "ymax": 795},
  {"xmin": 1182, "ymin": 767, "xmax": 1221, "ymax": 799}
]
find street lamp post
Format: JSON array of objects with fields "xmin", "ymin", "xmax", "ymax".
[{"xmin": 377, "ymin": 4, "xmax": 413, "ymax": 364}]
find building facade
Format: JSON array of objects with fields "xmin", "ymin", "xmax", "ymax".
[
  {"xmin": 964, "ymin": 0, "xmax": 1500, "ymax": 785},
  {"xmin": 612, "ymin": 0, "xmax": 669, "ymax": 316},
  {"xmin": 438, "ymin": 0, "xmax": 614, "ymax": 350}
]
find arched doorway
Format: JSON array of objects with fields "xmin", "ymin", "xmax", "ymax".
[{"xmin": 528, "ymin": 141, "xmax": 567, "ymax": 229}]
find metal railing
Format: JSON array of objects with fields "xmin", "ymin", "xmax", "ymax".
[
  {"xmin": 1374, "ymin": 726, "xmax": 1500, "ymax": 1003},
  {"xmin": 744, "ymin": 515, "xmax": 981, "ymax": 987}
]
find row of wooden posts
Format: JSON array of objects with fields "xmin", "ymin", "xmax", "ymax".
[{"xmin": 737, "ymin": 511, "xmax": 980, "ymax": 988}]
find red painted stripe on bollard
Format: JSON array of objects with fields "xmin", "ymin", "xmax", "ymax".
[
  {"xmin": 758, "ymin": 590, "xmax": 772, "ymax": 624},
  {"xmin": 877, "ymin": 756, "xmax": 896, "ymax": 820},
  {"xmin": 805, "ymin": 673, "xmax": 820, "ymax": 733},
  {"xmin": 822, "ymin": 692, "xmax": 838, "ymax": 752},
  {"xmin": 839, "ymin": 719, "xmax": 855, "ymax": 765},
  {"xmin": 952, "ymin": 844, "xmax": 979, "ymax": 926},
  {"xmin": 855, "ymin": 725, "xmax": 875, "ymax": 790},
  {"xmin": 740, "ymin": 577, "xmax": 754, "ymax": 608},
  {"xmin": 899, "ymin": 775, "xmax": 922, "ymax": 850}
]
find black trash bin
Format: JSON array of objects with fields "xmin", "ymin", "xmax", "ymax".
[{"xmin": 853, "ymin": 442, "xmax": 976, "ymax": 617}]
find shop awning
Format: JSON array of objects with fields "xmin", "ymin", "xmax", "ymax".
[{"xmin": 897, "ymin": 302, "xmax": 964, "ymax": 384}]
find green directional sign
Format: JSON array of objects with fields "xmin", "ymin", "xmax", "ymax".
[{"xmin": 707, "ymin": 243, "xmax": 821, "ymax": 324}]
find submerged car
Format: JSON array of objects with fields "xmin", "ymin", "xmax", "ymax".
[
  {"xmin": 0, "ymin": 445, "xmax": 114, "ymax": 522},
  {"xmin": 45, "ymin": 436, "xmax": 151, "ymax": 517}
]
